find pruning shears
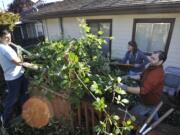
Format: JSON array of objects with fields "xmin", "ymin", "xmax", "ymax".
[{"xmin": 138, "ymin": 101, "xmax": 174, "ymax": 135}]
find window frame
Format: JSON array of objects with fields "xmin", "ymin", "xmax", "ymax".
[
  {"xmin": 86, "ymin": 19, "xmax": 112, "ymax": 59},
  {"xmin": 132, "ymin": 18, "xmax": 175, "ymax": 55}
]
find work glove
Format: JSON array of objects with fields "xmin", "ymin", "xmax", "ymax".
[
  {"xmin": 22, "ymin": 62, "xmax": 39, "ymax": 70},
  {"xmin": 134, "ymin": 64, "xmax": 141, "ymax": 68},
  {"xmin": 119, "ymin": 83, "xmax": 128, "ymax": 91},
  {"xmin": 121, "ymin": 75, "xmax": 130, "ymax": 80}
]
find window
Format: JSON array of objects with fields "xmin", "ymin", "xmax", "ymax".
[
  {"xmin": 22, "ymin": 24, "xmax": 28, "ymax": 39},
  {"xmin": 87, "ymin": 19, "xmax": 112, "ymax": 58},
  {"xmin": 26, "ymin": 23, "xmax": 37, "ymax": 39},
  {"xmin": 132, "ymin": 18, "xmax": 175, "ymax": 54},
  {"xmin": 35, "ymin": 22, "xmax": 44, "ymax": 37}
]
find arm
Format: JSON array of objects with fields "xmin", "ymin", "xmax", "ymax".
[
  {"xmin": 122, "ymin": 51, "xmax": 129, "ymax": 64},
  {"xmin": 3, "ymin": 46, "xmax": 39, "ymax": 70},
  {"xmin": 121, "ymin": 74, "xmax": 140, "ymax": 81},
  {"xmin": 120, "ymin": 70, "xmax": 163, "ymax": 95},
  {"xmin": 129, "ymin": 74, "xmax": 140, "ymax": 80},
  {"xmin": 127, "ymin": 86, "xmax": 140, "ymax": 94},
  {"xmin": 11, "ymin": 55, "xmax": 23, "ymax": 66},
  {"xmin": 138, "ymin": 52, "xmax": 149, "ymax": 68},
  {"xmin": 135, "ymin": 51, "xmax": 149, "ymax": 68},
  {"xmin": 3, "ymin": 46, "xmax": 23, "ymax": 66},
  {"xmin": 119, "ymin": 83, "xmax": 140, "ymax": 94}
]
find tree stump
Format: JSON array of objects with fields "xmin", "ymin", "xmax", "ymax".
[
  {"xmin": 23, "ymin": 84, "xmax": 72, "ymax": 128},
  {"xmin": 22, "ymin": 96, "xmax": 53, "ymax": 128}
]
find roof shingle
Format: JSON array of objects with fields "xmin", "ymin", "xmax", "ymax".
[{"xmin": 23, "ymin": 0, "xmax": 180, "ymax": 20}]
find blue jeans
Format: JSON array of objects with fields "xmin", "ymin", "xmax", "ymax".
[
  {"xmin": 2, "ymin": 75, "xmax": 29, "ymax": 127},
  {"xmin": 131, "ymin": 103, "xmax": 159, "ymax": 122}
]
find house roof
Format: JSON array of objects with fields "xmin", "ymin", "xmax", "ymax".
[{"xmin": 23, "ymin": 0, "xmax": 180, "ymax": 20}]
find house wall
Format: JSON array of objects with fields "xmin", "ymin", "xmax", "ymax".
[
  {"xmin": 43, "ymin": 18, "xmax": 61, "ymax": 40},
  {"xmin": 43, "ymin": 13, "xmax": 180, "ymax": 68},
  {"xmin": 63, "ymin": 17, "xmax": 82, "ymax": 39}
]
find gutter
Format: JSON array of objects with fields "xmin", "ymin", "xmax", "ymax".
[{"xmin": 23, "ymin": 2, "xmax": 180, "ymax": 20}]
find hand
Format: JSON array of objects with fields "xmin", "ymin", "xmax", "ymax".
[
  {"xmin": 134, "ymin": 64, "xmax": 140, "ymax": 68},
  {"xmin": 119, "ymin": 83, "xmax": 128, "ymax": 91},
  {"xmin": 22, "ymin": 62, "xmax": 39, "ymax": 70},
  {"xmin": 121, "ymin": 75, "xmax": 130, "ymax": 80},
  {"xmin": 129, "ymin": 75, "xmax": 140, "ymax": 80},
  {"xmin": 39, "ymin": 67, "xmax": 48, "ymax": 73}
]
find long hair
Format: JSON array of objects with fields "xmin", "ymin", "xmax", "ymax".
[{"xmin": 128, "ymin": 41, "xmax": 137, "ymax": 54}]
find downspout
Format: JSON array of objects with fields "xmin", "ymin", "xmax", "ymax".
[{"xmin": 59, "ymin": 17, "xmax": 64, "ymax": 39}]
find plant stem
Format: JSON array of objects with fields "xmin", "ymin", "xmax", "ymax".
[
  {"xmin": 122, "ymin": 108, "xmax": 127, "ymax": 135},
  {"xmin": 41, "ymin": 85, "xmax": 69, "ymax": 99},
  {"xmin": 74, "ymin": 71, "xmax": 96, "ymax": 100},
  {"xmin": 74, "ymin": 71, "xmax": 109, "ymax": 115}
]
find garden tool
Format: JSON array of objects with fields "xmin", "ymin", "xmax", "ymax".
[
  {"xmin": 10, "ymin": 42, "xmax": 43, "ymax": 71},
  {"xmin": 137, "ymin": 101, "xmax": 174, "ymax": 135},
  {"xmin": 10, "ymin": 42, "xmax": 32, "ymax": 57},
  {"xmin": 21, "ymin": 62, "xmax": 40, "ymax": 70},
  {"xmin": 138, "ymin": 101, "xmax": 163, "ymax": 134}
]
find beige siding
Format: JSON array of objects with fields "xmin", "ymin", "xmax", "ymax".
[
  {"xmin": 42, "ymin": 13, "xmax": 180, "ymax": 68},
  {"xmin": 46, "ymin": 18, "xmax": 61, "ymax": 40},
  {"xmin": 63, "ymin": 18, "xmax": 81, "ymax": 39},
  {"xmin": 165, "ymin": 16, "xmax": 180, "ymax": 68},
  {"xmin": 42, "ymin": 19, "xmax": 48, "ymax": 40}
]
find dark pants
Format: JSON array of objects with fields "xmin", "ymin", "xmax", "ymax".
[{"xmin": 2, "ymin": 75, "xmax": 29, "ymax": 127}]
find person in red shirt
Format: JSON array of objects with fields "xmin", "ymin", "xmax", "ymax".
[{"xmin": 119, "ymin": 51, "xmax": 167, "ymax": 119}]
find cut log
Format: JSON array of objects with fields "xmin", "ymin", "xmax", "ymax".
[
  {"xmin": 51, "ymin": 95, "xmax": 71, "ymax": 120},
  {"xmin": 22, "ymin": 96, "xmax": 53, "ymax": 128},
  {"xmin": 26, "ymin": 84, "xmax": 72, "ymax": 122}
]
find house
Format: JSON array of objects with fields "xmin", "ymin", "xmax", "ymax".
[{"xmin": 21, "ymin": 0, "xmax": 180, "ymax": 68}]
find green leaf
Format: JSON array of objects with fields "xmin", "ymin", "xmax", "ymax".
[
  {"xmin": 130, "ymin": 116, "xmax": 136, "ymax": 121},
  {"xmin": 98, "ymin": 31, "xmax": 103, "ymax": 35},
  {"xmin": 127, "ymin": 120, "xmax": 132, "ymax": 125},
  {"xmin": 68, "ymin": 52, "xmax": 79, "ymax": 63},
  {"xmin": 62, "ymin": 65, "xmax": 67, "ymax": 70},
  {"xmin": 98, "ymin": 45, "xmax": 102, "ymax": 49},
  {"xmin": 121, "ymin": 99, "xmax": 129, "ymax": 104},
  {"xmin": 92, "ymin": 56, "xmax": 97, "ymax": 61},
  {"xmin": 84, "ymin": 78, "xmax": 90, "ymax": 83},
  {"xmin": 100, "ymin": 121, "xmax": 106, "ymax": 128},
  {"xmin": 85, "ymin": 27, "xmax": 90, "ymax": 33},
  {"xmin": 117, "ymin": 95, "xmax": 121, "ymax": 100},
  {"xmin": 113, "ymin": 115, "xmax": 120, "ymax": 121},
  {"xmin": 109, "ymin": 36, "xmax": 114, "ymax": 40},
  {"xmin": 114, "ymin": 128, "xmax": 120, "ymax": 134},
  {"xmin": 92, "ymin": 97, "xmax": 106, "ymax": 111},
  {"xmin": 117, "ymin": 77, "xmax": 122, "ymax": 83},
  {"xmin": 115, "ymin": 87, "xmax": 126, "ymax": 95},
  {"xmin": 90, "ymin": 81, "xmax": 102, "ymax": 94}
]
